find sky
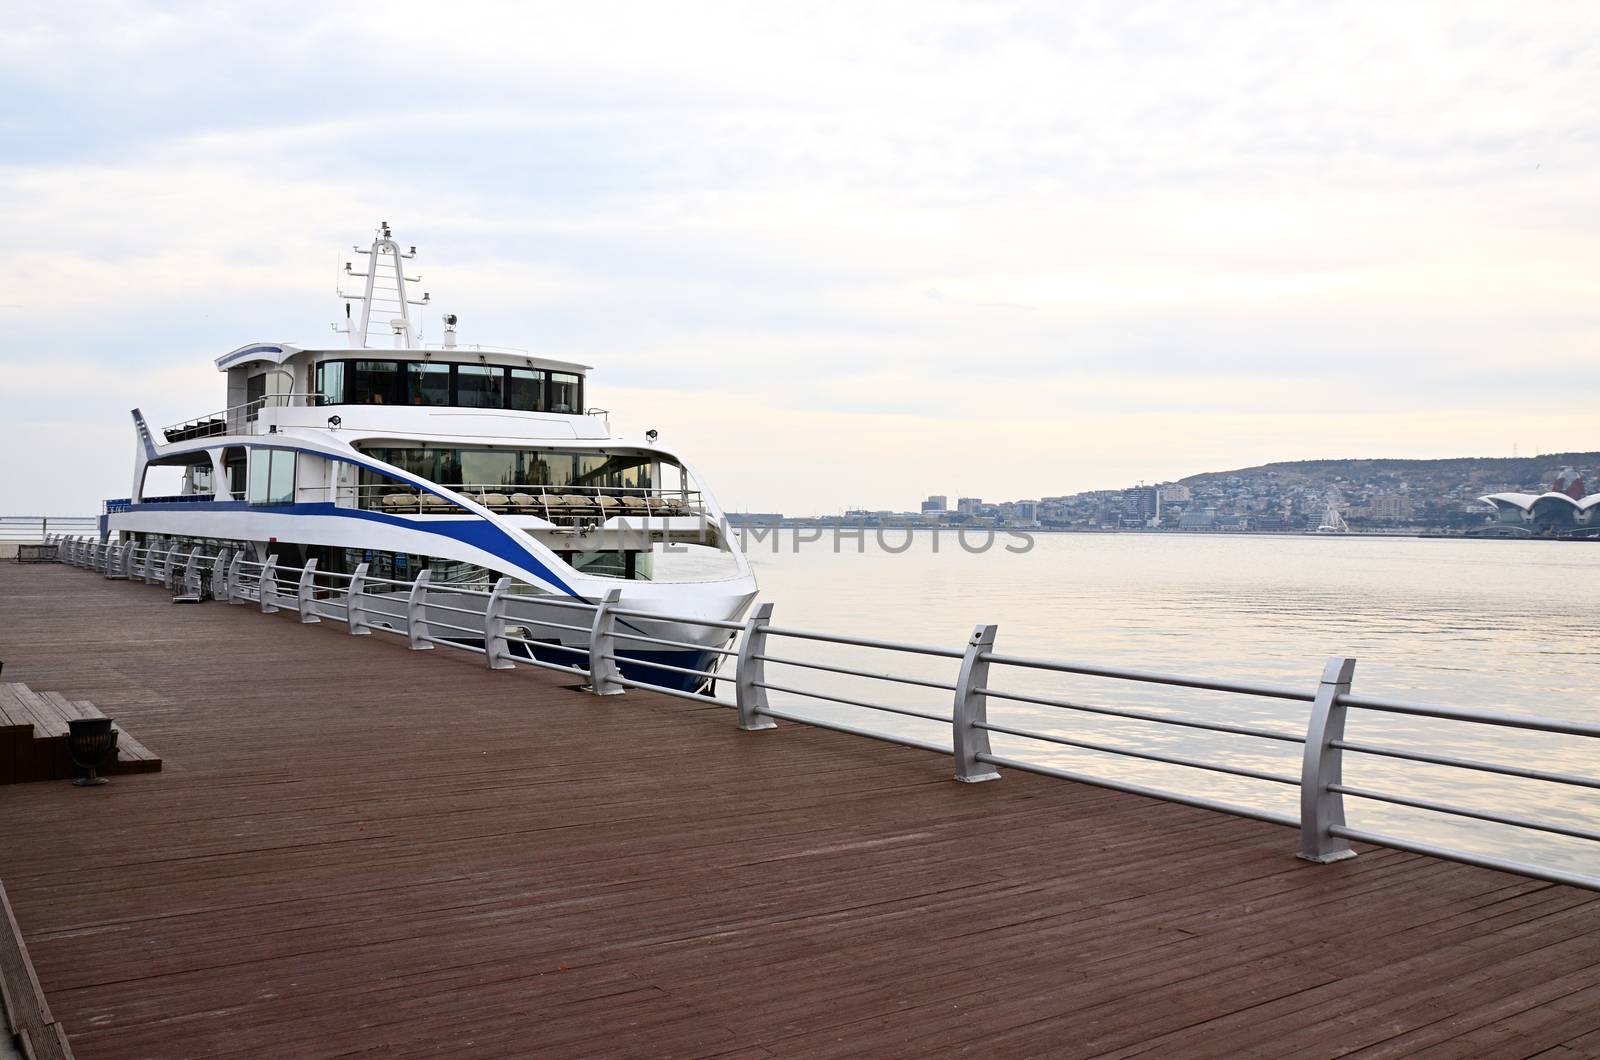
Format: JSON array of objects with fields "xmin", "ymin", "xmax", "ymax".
[{"xmin": 2, "ymin": 1, "xmax": 1597, "ymax": 515}]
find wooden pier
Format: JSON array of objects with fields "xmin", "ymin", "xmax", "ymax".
[{"xmin": 2, "ymin": 561, "xmax": 1598, "ymax": 1058}]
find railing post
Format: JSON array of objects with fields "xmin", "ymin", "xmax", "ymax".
[
  {"xmin": 117, "ymin": 542, "xmax": 134, "ymax": 580},
  {"xmin": 952, "ymin": 623, "xmax": 1001, "ymax": 783},
  {"xmin": 173, "ymin": 547, "xmax": 204, "ymax": 602},
  {"xmin": 105, "ymin": 542, "xmax": 124, "ymax": 579},
  {"xmin": 483, "ymin": 577, "xmax": 516, "ymax": 670},
  {"xmin": 226, "ymin": 552, "xmax": 244, "ymax": 604},
  {"xmin": 406, "ymin": 569, "xmax": 434, "ymax": 650},
  {"xmin": 211, "ymin": 548, "xmax": 231, "ymax": 599},
  {"xmin": 735, "ymin": 602, "xmax": 777, "ymax": 730},
  {"xmin": 346, "ymin": 562, "xmax": 372, "ymax": 635},
  {"xmin": 297, "ymin": 559, "xmax": 321, "ymax": 623},
  {"xmin": 584, "ymin": 588, "xmax": 625, "ymax": 695},
  {"xmin": 259, "ymin": 554, "xmax": 281, "ymax": 614},
  {"xmin": 144, "ymin": 541, "xmax": 163, "ymax": 585},
  {"xmin": 1299, "ymin": 656, "xmax": 1359, "ymax": 864},
  {"xmin": 164, "ymin": 542, "xmax": 182, "ymax": 591}
]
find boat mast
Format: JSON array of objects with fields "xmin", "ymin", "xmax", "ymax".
[{"xmin": 335, "ymin": 222, "xmax": 430, "ymax": 348}]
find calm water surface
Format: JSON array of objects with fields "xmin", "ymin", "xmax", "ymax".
[{"xmin": 724, "ymin": 533, "xmax": 1600, "ymax": 874}]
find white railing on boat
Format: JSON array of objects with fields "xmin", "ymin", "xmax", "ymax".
[
  {"xmin": 160, "ymin": 393, "xmax": 328, "ymax": 442},
  {"xmin": 44, "ymin": 532, "xmax": 1600, "ymax": 893}
]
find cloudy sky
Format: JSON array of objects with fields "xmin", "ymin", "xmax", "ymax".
[{"xmin": 3, "ymin": 1, "xmax": 1596, "ymax": 514}]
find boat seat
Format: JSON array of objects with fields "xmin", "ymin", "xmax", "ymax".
[
  {"xmin": 509, "ymin": 491, "xmax": 539, "ymax": 513},
  {"xmin": 480, "ymin": 492, "xmax": 513, "ymax": 512},
  {"xmin": 382, "ymin": 492, "xmax": 421, "ymax": 513},
  {"xmin": 619, "ymin": 495, "xmax": 650, "ymax": 513},
  {"xmin": 419, "ymin": 494, "xmax": 455, "ymax": 514},
  {"xmin": 561, "ymin": 494, "xmax": 596, "ymax": 511},
  {"xmin": 642, "ymin": 496, "xmax": 669, "ymax": 511},
  {"xmin": 594, "ymin": 496, "xmax": 622, "ymax": 515}
]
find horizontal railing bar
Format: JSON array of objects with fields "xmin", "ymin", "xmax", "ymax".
[
  {"xmin": 598, "ymin": 654, "xmax": 718, "ymax": 681},
  {"xmin": 359, "ymin": 606, "xmax": 408, "ymax": 622},
  {"xmin": 502, "ymin": 636, "xmax": 589, "ymax": 658},
  {"xmin": 614, "ymin": 676, "xmax": 726, "ymax": 705},
  {"xmin": 1329, "ymin": 824, "xmax": 1600, "ymax": 892},
  {"xmin": 755, "ymin": 652, "xmax": 959, "ymax": 692},
  {"xmin": 975, "ymin": 685, "xmax": 1307, "ymax": 744},
  {"xmin": 423, "ymin": 636, "xmax": 487, "ymax": 654},
  {"xmin": 418, "ymin": 601, "xmax": 487, "ymax": 619},
  {"xmin": 755, "ymin": 706, "xmax": 953, "ymax": 755},
  {"xmin": 610, "ymin": 629, "xmax": 739, "ymax": 656},
  {"xmin": 1338, "ymin": 694, "xmax": 1600, "ymax": 738},
  {"xmin": 516, "ymin": 595, "xmax": 600, "ymax": 612},
  {"xmin": 420, "ymin": 584, "xmax": 494, "ymax": 598},
  {"xmin": 422, "ymin": 619, "xmax": 484, "ymax": 636},
  {"xmin": 979, "ymin": 752, "xmax": 1300, "ymax": 828},
  {"xmin": 610, "ymin": 607, "xmax": 746, "ymax": 631},
  {"xmin": 505, "ymin": 617, "xmax": 593, "ymax": 635},
  {"xmin": 763, "ymin": 627, "xmax": 965, "ymax": 659},
  {"xmin": 975, "ymin": 721, "xmax": 1301, "ymax": 786},
  {"xmin": 754, "ymin": 680, "xmax": 951, "ymax": 725},
  {"xmin": 981, "ymin": 652, "xmax": 1315, "ymax": 703},
  {"xmin": 1334, "ymin": 739, "xmax": 1600, "ymax": 791},
  {"xmin": 1332, "ymin": 784, "xmax": 1600, "ymax": 844}
]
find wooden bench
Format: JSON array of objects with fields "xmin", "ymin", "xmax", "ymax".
[{"xmin": 0, "ymin": 683, "xmax": 161, "ymax": 784}]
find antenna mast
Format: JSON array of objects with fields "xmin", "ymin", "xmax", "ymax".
[{"xmin": 335, "ymin": 221, "xmax": 430, "ymax": 348}]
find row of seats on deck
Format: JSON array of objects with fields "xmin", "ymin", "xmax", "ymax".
[{"xmin": 378, "ymin": 492, "xmax": 690, "ymax": 517}]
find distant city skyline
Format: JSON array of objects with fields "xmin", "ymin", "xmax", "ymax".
[{"xmin": 2, "ymin": 3, "xmax": 1597, "ymax": 514}]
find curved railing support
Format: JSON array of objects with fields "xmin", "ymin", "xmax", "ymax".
[
  {"xmin": 953, "ymin": 624, "xmax": 1001, "ymax": 783},
  {"xmin": 735, "ymin": 602, "xmax": 777, "ymax": 730},
  {"xmin": 1300, "ymin": 656, "xmax": 1359, "ymax": 863},
  {"xmin": 584, "ymin": 588, "xmax": 624, "ymax": 695}
]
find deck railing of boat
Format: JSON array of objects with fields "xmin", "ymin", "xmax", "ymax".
[
  {"xmin": 47, "ymin": 534, "xmax": 1600, "ymax": 893},
  {"xmin": 160, "ymin": 393, "xmax": 327, "ymax": 442},
  {"xmin": 318, "ymin": 483, "xmax": 706, "ymax": 524}
]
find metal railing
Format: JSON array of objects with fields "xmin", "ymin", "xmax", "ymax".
[
  {"xmin": 295, "ymin": 482, "xmax": 706, "ymax": 524},
  {"xmin": 44, "ymin": 533, "xmax": 1600, "ymax": 891},
  {"xmin": 1, "ymin": 517, "xmax": 98, "ymax": 542},
  {"xmin": 161, "ymin": 393, "xmax": 327, "ymax": 442}
]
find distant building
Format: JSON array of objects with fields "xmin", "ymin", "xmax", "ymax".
[
  {"xmin": 1120, "ymin": 486, "xmax": 1161, "ymax": 527},
  {"xmin": 1013, "ymin": 500, "xmax": 1039, "ymax": 523},
  {"xmin": 1480, "ymin": 470, "xmax": 1600, "ymax": 534},
  {"xmin": 1161, "ymin": 483, "xmax": 1192, "ymax": 503},
  {"xmin": 1369, "ymin": 494, "xmax": 1413, "ymax": 522},
  {"xmin": 957, "ymin": 497, "xmax": 982, "ymax": 515},
  {"xmin": 1178, "ymin": 507, "xmax": 1216, "ymax": 529},
  {"xmin": 921, "ymin": 495, "xmax": 948, "ymax": 514}
]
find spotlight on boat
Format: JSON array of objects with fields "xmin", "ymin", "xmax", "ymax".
[
  {"xmin": 328, "ymin": 415, "xmax": 342, "ymax": 429},
  {"xmin": 646, "ymin": 429, "xmax": 658, "ymax": 444},
  {"xmin": 66, "ymin": 717, "xmax": 117, "ymax": 787}
]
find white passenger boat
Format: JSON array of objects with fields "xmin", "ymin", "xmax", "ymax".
[{"xmin": 105, "ymin": 223, "xmax": 757, "ymax": 689}]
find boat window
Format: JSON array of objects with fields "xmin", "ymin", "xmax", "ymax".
[
  {"xmin": 315, "ymin": 361, "xmax": 345, "ymax": 405},
  {"xmin": 248, "ymin": 449, "xmax": 297, "ymax": 506},
  {"xmin": 508, "ymin": 368, "xmax": 545, "ymax": 412},
  {"xmin": 349, "ymin": 361, "xmax": 404, "ymax": 405},
  {"xmin": 549, "ymin": 372, "xmax": 581, "ymax": 413},
  {"xmin": 223, "ymin": 447, "xmax": 248, "ymax": 500},
  {"xmin": 459, "ymin": 450, "xmax": 518, "ymax": 487},
  {"xmin": 406, "ymin": 362, "xmax": 451, "ymax": 406},
  {"xmin": 315, "ymin": 360, "xmax": 583, "ymax": 414},
  {"xmin": 457, "ymin": 364, "xmax": 505, "ymax": 409}
]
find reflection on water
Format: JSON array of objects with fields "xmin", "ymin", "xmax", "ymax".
[{"xmin": 724, "ymin": 533, "xmax": 1600, "ymax": 875}]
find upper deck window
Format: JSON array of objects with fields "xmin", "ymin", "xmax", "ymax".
[
  {"xmin": 314, "ymin": 359, "xmax": 582, "ymax": 413},
  {"xmin": 508, "ymin": 368, "xmax": 545, "ymax": 412},
  {"xmin": 457, "ymin": 364, "xmax": 505, "ymax": 408},
  {"xmin": 550, "ymin": 372, "xmax": 581, "ymax": 414},
  {"xmin": 406, "ymin": 362, "xmax": 450, "ymax": 406}
]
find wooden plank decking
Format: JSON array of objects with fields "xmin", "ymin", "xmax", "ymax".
[{"xmin": 1, "ymin": 561, "xmax": 1597, "ymax": 1058}]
